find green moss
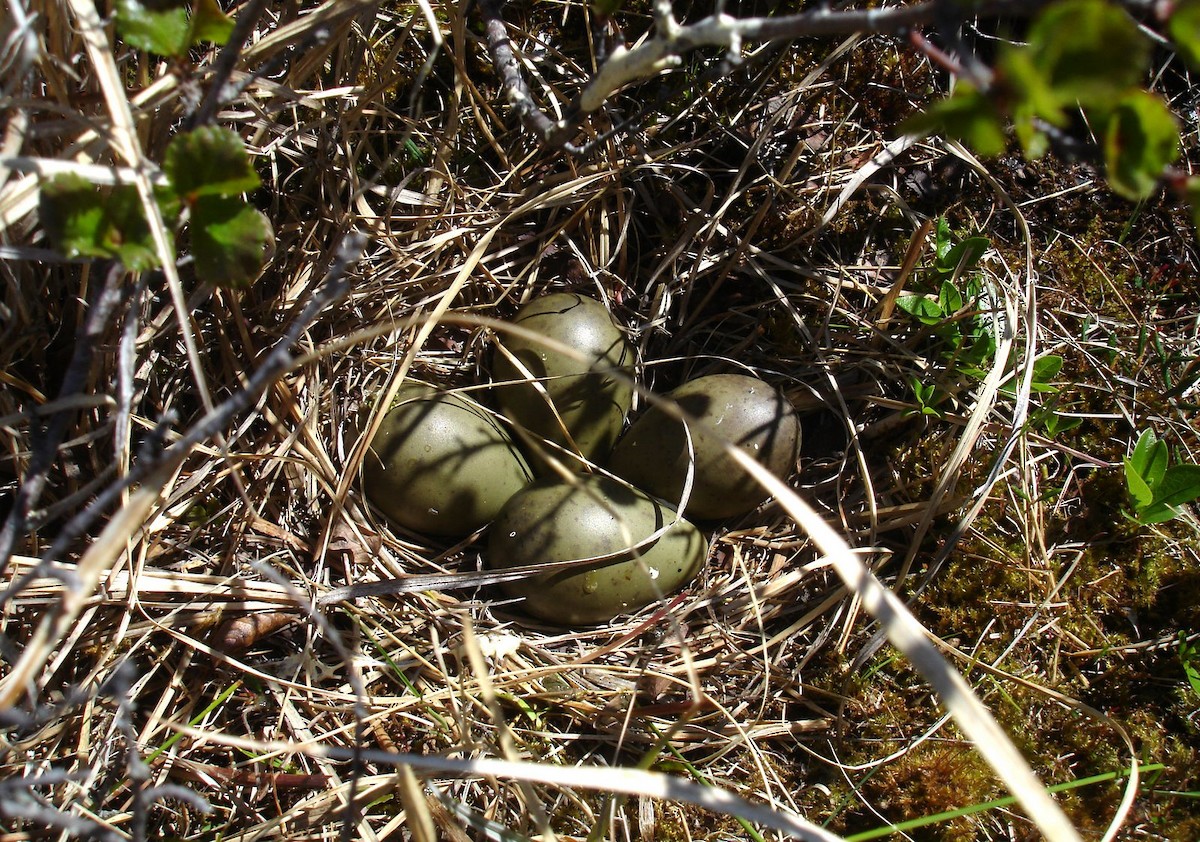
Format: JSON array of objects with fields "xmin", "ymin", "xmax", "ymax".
[{"xmin": 858, "ymin": 744, "xmax": 1001, "ymax": 840}]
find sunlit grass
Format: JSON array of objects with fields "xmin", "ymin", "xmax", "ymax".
[{"xmin": 0, "ymin": 0, "xmax": 1197, "ymax": 839}]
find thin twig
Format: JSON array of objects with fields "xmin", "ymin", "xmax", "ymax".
[
  {"xmin": 0, "ymin": 233, "xmax": 367, "ymax": 608},
  {"xmin": 478, "ymin": 0, "xmax": 585, "ymax": 151},
  {"xmin": 0, "ymin": 264, "xmax": 127, "ymax": 580},
  {"xmin": 189, "ymin": 0, "xmax": 271, "ymax": 127},
  {"xmin": 114, "ymin": 274, "xmax": 148, "ymax": 477},
  {"xmin": 481, "ymin": 0, "xmax": 1052, "ymax": 151}
]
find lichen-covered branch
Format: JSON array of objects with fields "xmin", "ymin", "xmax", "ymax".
[
  {"xmin": 479, "ymin": 0, "xmax": 584, "ymax": 150},
  {"xmin": 480, "ymin": 0, "xmax": 1051, "ymax": 152}
]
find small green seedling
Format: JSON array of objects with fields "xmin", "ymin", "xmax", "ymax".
[
  {"xmin": 895, "ymin": 219, "xmax": 998, "ymax": 414},
  {"xmin": 895, "ymin": 219, "xmax": 997, "ymax": 376},
  {"xmin": 40, "ymin": 126, "xmax": 272, "ymax": 286},
  {"xmin": 907, "ymin": 377, "xmax": 946, "ymax": 418},
  {"xmin": 1179, "ymin": 632, "xmax": 1200, "ymax": 701},
  {"xmin": 38, "ymin": 4, "xmax": 270, "ymax": 286},
  {"xmin": 999, "ymin": 353, "xmax": 1065, "ymax": 397},
  {"xmin": 1123, "ymin": 429, "xmax": 1200, "ymax": 524}
]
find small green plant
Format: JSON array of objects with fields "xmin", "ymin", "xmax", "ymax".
[
  {"xmin": 904, "ymin": 0, "xmax": 1196, "ymax": 215},
  {"xmin": 115, "ymin": 0, "xmax": 234, "ymax": 60},
  {"xmin": 895, "ymin": 219, "xmax": 1088, "ymax": 435},
  {"xmin": 38, "ymin": 2, "xmax": 272, "ymax": 286},
  {"xmin": 896, "ymin": 218, "xmax": 997, "ymax": 415},
  {"xmin": 1123, "ymin": 429, "xmax": 1200, "ymax": 524},
  {"xmin": 895, "ymin": 218, "xmax": 997, "ymax": 378},
  {"xmin": 1179, "ymin": 633, "xmax": 1200, "ymax": 700},
  {"xmin": 999, "ymin": 354, "xmax": 1066, "ymax": 397},
  {"xmin": 908, "ymin": 377, "xmax": 947, "ymax": 418}
]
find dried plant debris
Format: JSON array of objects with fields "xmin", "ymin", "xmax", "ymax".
[{"xmin": 0, "ymin": 1, "xmax": 1197, "ymax": 840}]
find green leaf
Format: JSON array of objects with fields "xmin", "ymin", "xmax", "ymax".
[
  {"xmin": 154, "ymin": 183, "xmax": 182, "ymax": 221},
  {"xmin": 964, "ymin": 274, "xmax": 984, "ymax": 301},
  {"xmin": 909, "ymin": 378, "xmax": 943, "ymax": 417},
  {"xmin": 1168, "ymin": 0, "xmax": 1200, "ymax": 71},
  {"xmin": 40, "ymin": 175, "xmax": 105, "ymax": 256},
  {"xmin": 191, "ymin": 195, "xmax": 272, "ymax": 286},
  {"xmin": 1027, "ymin": 0, "xmax": 1149, "ymax": 105},
  {"xmin": 164, "ymin": 126, "xmax": 260, "ymax": 202},
  {"xmin": 1129, "ymin": 429, "xmax": 1169, "ymax": 490},
  {"xmin": 189, "ymin": 0, "xmax": 235, "ymax": 45},
  {"xmin": 1149, "ymin": 464, "xmax": 1200, "ymax": 509},
  {"xmin": 115, "ymin": 0, "xmax": 191, "ymax": 57},
  {"xmin": 938, "ymin": 236, "xmax": 990, "ymax": 277},
  {"xmin": 1186, "ymin": 659, "xmax": 1200, "ymax": 697},
  {"xmin": 934, "ymin": 217, "xmax": 952, "ymax": 263},
  {"xmin": 895, "ymin": 294, "xmax": 945, "ymax": 325},
  {"xmin": 996, "ymin": 47, "xmax": 1064, "ymax": 158},
  {"xmin": 1180, "ymin": 634, "xmax": 1200, "ymax": 698},
  {"xmin": 1029, "ymin": 354, "xmax": 1064, "ymax": 390},
  {"xmin": 39, "ymin": 174, "xmax": 162, "ymax": 271},
  {"xmin": 1000, "ymin": 354, "xmax": 1064, "ymax": 396},
  {"xmin": 938, "ymin": 280, "xmax": 963, "ymax": 315},
  {"xmin": 901, "ymin": 84, "xmax": 1007, "ymax": 157},
  {"xmin": 1103, "ymin": 91, "xmax": 1180, "ymax": 201},
  {"xmin": 1136, "ymin": 501, "xmax": 1185, "ymax": 525},
  {"xmin": 1041, "ymin": 412, "xmax": 1082, "ymax": 438},
  {"xmin": 958, "ymin": 332, "xmax": 996, "ymax": 378},
  {"xmin": 1125, "ymin": 459, "xmax": 1156, "ymax": 511}
]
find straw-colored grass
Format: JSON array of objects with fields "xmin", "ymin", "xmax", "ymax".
[{"xmin": 2, "ymin": 1, "xmax": 1198, "ymax": 839}]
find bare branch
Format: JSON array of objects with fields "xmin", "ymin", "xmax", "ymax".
[
  {"xmin": 189, "ymin": 0, "xmax": 271, "ymax": 127},
  {"xmin": 480, "ymin": 0, "xmax": 1051, "ymax": 152},
  {"xmin": 478, "ymin": 0, "xmax": 585, "ymax": 150}
]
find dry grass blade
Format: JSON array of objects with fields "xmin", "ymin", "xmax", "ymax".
[
  {"xmin": 397, "ymin": 765, "xmax": 437, "ymax": 842},
  {"xmin": 0, "ymin": 468, "xmax": 167, "ymax": 708},
  {"xmin": 172, "ymin": 724, "xmax": 850, "ymax": 842},
  {"xmin": 725, "ymin": 449, "xmax": 1083, "ymax": 842},
  {"xmin": 60, "ymin": 0, "xmax": 214, "ymax": 413},
  {"xmin": 4, "ymin": 0, "xmax": 1196, "ymax": 838}
]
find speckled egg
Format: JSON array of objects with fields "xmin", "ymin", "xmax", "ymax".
[
  {"xmin": 362, "ymin": 385, "xmax": 532, "ymax": 536},
  {"xmin": 492, "ymin": 293, "xmax": 634, "ymax": 465},
  {"xmin": 488, "ymin": 474, "xmax": 707, "ymax": 625},
  {"xmin": 607, "ymin": 373, "xmax": 801, "ymax": 520}
]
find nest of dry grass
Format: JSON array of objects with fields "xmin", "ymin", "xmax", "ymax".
[{"xmin": 2, "ymin": 1, "xmax": 1198, "ymax": 840}]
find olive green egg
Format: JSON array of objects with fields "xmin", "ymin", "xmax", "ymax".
[
  {"xmin": 492, "ymin": 293, "xmax": 634, "ymax": 465},
  {"xmin": 362, "ymin": 385, "xmax": 532, "ymax": 536},
  {"xmin": 608, "ymin": 373, "xmax": 801, "ymax": 520},
  {"xmin": 488, "ymin": 474, "xmax": 707, "ymax": 625}
]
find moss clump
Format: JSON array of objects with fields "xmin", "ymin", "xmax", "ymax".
[{"xmin": 855, "ymin": 744, "xmax": 1000, "ymax": 841}]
